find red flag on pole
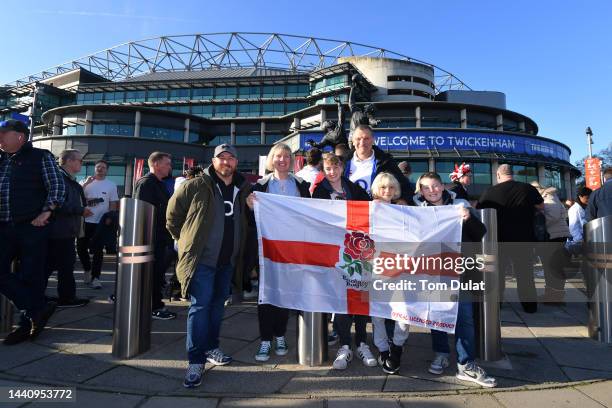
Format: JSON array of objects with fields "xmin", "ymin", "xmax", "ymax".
[{"xmin": 585, "ymin": 158, "xmax": 602, "ymax": 190}]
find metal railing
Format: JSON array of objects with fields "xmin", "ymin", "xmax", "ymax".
[{"xmin": 112, "ymin": 198, "xmax": 156, "ymax": 359}]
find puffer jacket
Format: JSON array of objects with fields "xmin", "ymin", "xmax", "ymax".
[{"xmin": 541, "ymin": 187, "xmax": 570, "ymax": 239}]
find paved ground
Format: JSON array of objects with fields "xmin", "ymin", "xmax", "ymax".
[{"xmin": 0, "ymin": 256, "xmax": 611, "ymax": 407}]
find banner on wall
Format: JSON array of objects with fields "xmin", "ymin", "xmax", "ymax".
[{"xmin": 585, "ymin": 157, "xmax": 602, "ymax": 190}]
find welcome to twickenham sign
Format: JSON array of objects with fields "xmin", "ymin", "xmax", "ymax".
[{"xmin": 298, "ymin": 129, "xmax": 570, "ymax": 162}]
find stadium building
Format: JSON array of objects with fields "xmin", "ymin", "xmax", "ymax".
[{"xmin": 0, "ymin": 33, "xmax": 577, "ymax": 198}]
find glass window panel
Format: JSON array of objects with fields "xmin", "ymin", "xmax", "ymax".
[
  {"xmin": 265, "ymin": 134, "xmax": 284, "ymax": 144},
  {"xmin": 235, "ymin": 135, "xmax": 261, "ymax": 145},
  {"xmin": 239, "ymin": 86, "xmax": 260, "ymax": 99},
  {"xmin": 287, "ymin": 102, "xmax": 308, "ymax": 112},
  {"xmin": 169, "ymin": 89, "xmax": 189, "ymax": 100},
  {"xmin": 92, "ymin": 124, "xmax": 105, "ymax": 135},
  {"xmin": 189, "ymin": 131, "xmax": 199, "ymax": 143},
  {"xmin": 192, "ymin": 88, "xmax": 213, "ymax": 99},
  {"xmin": 191, "ymin": 105, "xmax": 213, "ymax": 117},
  {"xmin": 214, "ymin": 87, "xmax": 237, "ymax": 99},
  {"xmin": 261, "ymin": 103, "xmax": 285, "ymax": 116},
  {"xmin": 214, "ymin": 104, "xmax": 237, "ymax": 118},
  {"xmin": 125, "ymin": 90, "xmax": 146, "ymax": 102},
  {"xmin": 209, "ymin": 136, "xmax": 231, "ymax": 145},
  {"xmin": 237, "ymin": 104, "xmax": 261, "ymax": 117}
]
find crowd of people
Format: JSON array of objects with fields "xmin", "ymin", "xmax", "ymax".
[{"xmin": 1, "ymin": 118, "xmax": 611, "ymax": 390}]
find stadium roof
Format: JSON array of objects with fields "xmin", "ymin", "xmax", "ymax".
[{"xmin": 4, "ymin": 32, "xmax": 471, "ymax": 92}]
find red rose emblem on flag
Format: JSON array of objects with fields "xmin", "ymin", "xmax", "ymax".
[
  {"xmin": 344, "ymin": 232, "xmax": 375, "ymax": 261},
  {"xmin": 340, "ymin": 231, "xmax": 376, "ymax": 277}
]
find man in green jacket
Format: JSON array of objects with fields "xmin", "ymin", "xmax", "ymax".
[{"xmin": 166, "ymin": 144, "xmax": 251, "ymax": 388}]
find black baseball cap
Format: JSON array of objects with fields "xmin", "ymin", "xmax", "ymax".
[{"xmin": 0, "ymin": 119, "xmax": 30, "ymax": 136}]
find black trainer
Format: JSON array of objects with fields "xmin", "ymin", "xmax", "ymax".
[
  {"xmin": 382, "ymin": 344, "xmax": 402, "ymax": 375},
  {"xmin": 3, "ymin": 325, "xmax": 31, "ymax": 346},
  {"xmin": 378, "ymin": 350, "xmax": 390, "ymax": 366}
]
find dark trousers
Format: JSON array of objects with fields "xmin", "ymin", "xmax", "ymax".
[
  {"xmin": 335, "ymin": 314, "xmax": 368, "ymax": 347},
  {"xmin": 499, "ymin": 243, "xmax": 537, "ymax": 303},
  {"xmin": 0, "ymin": 223, "xmax": 48, "ymax": 322},
  {"xmin": 76, "ymin": 222, "xmax": 103, "ymax": 279},
  {"xmin": 539, "ymin": 238, "xmax": 570, "ymax": 291},
  {"xmin": 45, "ymin": 238, "xmax": 77, "ymax": 301},
  {"xmin": 152, "ymin": 242, "xmax": 172, "ymax": 311},
  {"xmin": 258, "ymin": 304, "xmax": 289, "ymax": 341}
]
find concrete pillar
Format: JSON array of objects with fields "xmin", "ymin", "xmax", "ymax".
[
  {"xmin": 518, "ymin": 121, "xmax": 526, "ymax": 133},
  {"xmin": 260, "ymin": 121, "xmax": 266, "ymax": 144},
  {"xmin": 415, "ymin": 106, "xmax": 422, "ymax": 128},
  {"xmin": 564, "ymin": 170, "xmax": 572, "ymax": 200},
  {"xmin": 230, "ymin": 122, "xmax": 236, "ymax": 145},
  {"xmin": 491, "ymin": 160, "xmax": 499, "ymax": 185},
  {"xmin": 52, "ymin": 114, "xmax": 62, "ymax": 136},
  {"xmin": 293, "ymin": 117, "xmax": 301, "ymax": 131},
  {"xmin": 84, "ymin": 110, "xmax": 93, "ymax": 134},
  {"xmin": 537, "ymin": 165, "xmax": 546, "ymax": 186},
  {"xmin": 184, "ymin": 118, "xmax": 190, "ymax": 143},
  {"xmin": 428, "ymin": 157, "xmax": 435, "ymax": 172},
  {"xmin": 460, "ymin": 108, "xmax": 467, "ymax": 129},
  {"xmin": 320, "ymin": 109, "xmax": 326, "ymax": 125},
  {"xmin": 134, "ymin": 111, "xmax": 141, "ymax": 138},
  {"xmin": 496, "ymin": 114, "xmax": 503, "ymax": 131}
]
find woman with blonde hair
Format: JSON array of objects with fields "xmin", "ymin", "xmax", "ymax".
[
  {"xmin": 369, "ymin": 172, "xmax": 409, "ymax": 374},
  {"xmin": 246, "ymin": 143, "xmax": 311, "ymax": 362}
]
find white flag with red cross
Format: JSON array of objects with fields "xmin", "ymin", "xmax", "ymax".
[{"xmin": 254, "ymin": 192, "xmax": 464, "ymax": 333}]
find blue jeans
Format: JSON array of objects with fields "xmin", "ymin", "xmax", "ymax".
[
  {"xmin": 431, "ymin": 298, "xmax": 475, "ymax": 365},
  {"xmin": 186, "ymin": 263, "xmax": 233, "ymax": 364}
]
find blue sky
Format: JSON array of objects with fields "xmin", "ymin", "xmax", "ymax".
[{"xmin": 3, "ymin": 0, "xmax": 610, "ymax": 162}]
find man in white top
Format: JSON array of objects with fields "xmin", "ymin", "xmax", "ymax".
[
  {"xmin": 344, "ymin": 125, "xmax": 412, "ymax": 200},
  {"xmin": 568, "ymin": 186, "xmax": 592, "ymax": 243},
  {"xmin": 295, "ymin": 147, "xmax": 322, "ymax": 185},
  {"xmin": 76, "ymin": 160, "xmax": 119, "ymax": 288}
]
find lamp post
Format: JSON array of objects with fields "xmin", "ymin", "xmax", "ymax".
[
  {"xmin": 586, "ymin": 126, "xmax": 594, "ymax": 158},
  {"xmin": 29, "ymin": 82, "xmax": 40, "ymax": 137}
]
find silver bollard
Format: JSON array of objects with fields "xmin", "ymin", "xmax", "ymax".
[
  {"xmin": 297, "ymin": 312, "xmax": 328, "ymax": 366},
  {"xmin": 584, "ymin": 215, "xmax": 612, "ymax": 344},
  {"xmin": 112, "ymin": 197, "xmax": 156, "ymax": 359},
  {"xmin": 475, "ymin": 208, "xmax": 503, "ymax": 361}
]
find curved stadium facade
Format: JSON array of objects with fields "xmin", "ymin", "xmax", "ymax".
[{"xmin": 0, "ymin": 33, "xmax": 577, "ymax": 198}]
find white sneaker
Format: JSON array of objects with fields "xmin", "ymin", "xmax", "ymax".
[
  {"xmin": 356, "ymin": 342, "xmax": 377, "ymax": 367},
  {"xmin": 428, "ymin": 353, "xmax": 450, "ymax": 375},
  {"xmin": 332, "ymin": 345, "xmax": 353, "ymax": 370},
  {"xmin": 456, "ymin": 361, "xmax": 497, "ymax": 388},
  {"xmin": 89, "ymin": 278, "xmax": 102, "ymax": 289},
  {"xmin": 83, "ymin": 271, "xmax": 92, "ymax": 284}
]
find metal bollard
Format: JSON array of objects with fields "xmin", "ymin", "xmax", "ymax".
[
  {"xmin": 112, "ymin": 197, "xmax": 156, "ymax": 359},
  {"xmin": 584, "ymin": 215, "xmax": 612, "ymax": 344},
  {"xmin": 475, "ymin": 208, "xmax": 503, "ymax": 361},
  {"xmin": 297, "ymin": 312, "xmax": 328, "ymax": 366}
]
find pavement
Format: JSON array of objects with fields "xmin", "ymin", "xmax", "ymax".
[{"xmin": 0, "ymin": 256, "xmax": 611, "ymax": 407}]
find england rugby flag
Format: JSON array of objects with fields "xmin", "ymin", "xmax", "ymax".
[{"xmin": 254, "ymin": 192, "xmax": 463, "ymax": 333}]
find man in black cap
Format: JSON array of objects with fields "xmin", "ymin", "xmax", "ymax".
[
  {"xmin": 167, "ymin": 144, "xmax": 251, "ymax": 388},
  {"xmin": 0, "ymin": 119, "xmax": 64, "ymax": 345}
]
